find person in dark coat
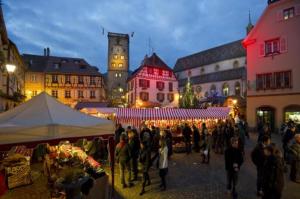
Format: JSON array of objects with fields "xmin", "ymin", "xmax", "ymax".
[
  {"xmin": 192, "ymin": 125, "xmax": 200, "ymax": 152},
  {"xmin": 140, "ymin": 125, "xmax": 152, "ymax": 145},
  {"xmin": 183, "ymin": 123, "xmax": 192, "ymax": 154},
  {"xmin": 283, "ymin": 125, "xmax": 296, "ymax": 162},
  {"xmin": 115, "ymin": 123, "xmax": 125, "ymax": 145},
  {"xmin": 165, "ymin": 126, "xmax": 173, "ymax": 157},
  {"xmin": 262, "ymin": 145, "xmax": 285, "ymax": 199},
  {"xmin": 215, "ymin": 124, "xmax": 225, "ymax": 154},
  {"xmin": 289, "ymin": 134, "xmax": 300, "ymax": 183},
  {"xmin": 257, "ymin": 119, "xmax": 264, "ymax": 142},
  {"xmin": 115, "ymin": 134, "xmax": 133, "ymax": 188},
  {"xmin": 224, "ymin": 122, "xmax": 234, "ymax": 149},
  {"xmin": 251, "ymin": 135, "xmax": 271, "ymax": 196},
  {"xmin": 224, "ymin": 137, "xmax": 244, "ymax": 197},
  {"xmin": 139, "ymin": 141, "xmax": 151, "ymax": 195},
  {"xmin": 128, "ymin": 131, "xmax": 140, "ymax": 181}
]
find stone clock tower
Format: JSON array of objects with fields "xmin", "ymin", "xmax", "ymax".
[{"xmin": 107, "ymin": 32, "xmax": 129, "ymax": 107}]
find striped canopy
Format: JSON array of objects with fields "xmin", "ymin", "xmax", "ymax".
[{"xmin": 115, "ymin": 107, "xmax": 230, "ymax": 127}]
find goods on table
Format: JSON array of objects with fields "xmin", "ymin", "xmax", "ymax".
[{"xmin": 2, "ymin": 154, "xmax": 32, "ymax": 189}]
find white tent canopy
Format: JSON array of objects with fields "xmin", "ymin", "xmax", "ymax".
[{"xmin": 0, "ymin": 92, "xmax": 114, "ymax": 144}]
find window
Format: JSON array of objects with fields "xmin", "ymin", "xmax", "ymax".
[
  {"xmin": 156, "ymin": 81, "xmax": 165, "ymax": 91},
  {"xmin": 200, "ymin": 67, "xmax": 205, "ymax": 74},
  {"xmin": 157, "ymin": 93, "xmax": 165, "ymax": 102},
  {"xmin": 139, "ymin": 79, "xmax": 150, "ymax": 88},
  {"xmin": 283, "ymin": 7, "xmax": 294, "ymax": 20},
  {"xmin": 78, "ymin": 90, "xmax": 84, "ymax": 98},
  {"xmin": 52, "ymin": 75, "xmax": 58, "ymax": 83},
  {"xmin": 31, "ymin": 75, "xmax": 36, "ymax": 82},
  {"xmin": 256, "ymin": 73, "xmax": 273, "ymax": 90},
  {"xmin": 118, "ymin": 63, "xmax": 123, "ymax": 67},
  {"xmin": 233, "ymin": 61, "xmax": 239, "ymax": 68},
  {"xmin": 159, "ymin": 69, "xmax": 163, "ymax": 76},
  {"xmin": 74, "ymin": 60, "xmax": 80, "ymax": 64},
  {"xmin": 274, "ymin": 71, "xmax": 292, "ymax": 89},
  {"xmin": 54, "ymin": 63, "xmax": 60, "ymax": 69},
  {"xmin": 111, "ymin": 63, "xmax": 116, "ymax": 67},
  {"xmin": 61, "ymin": 59, "xmax": 67, "ymax": 63},
  {"xmin": 235, "ymin": 82, "xmax": 241, "ymax": 96},
  {"xmin": 120, "ymin": 55, "xmax": 125, "ymax": 60},
  {"xmin": 78, "ymin": 76, "xmax": 84, "ymax": 84},
  {"xmin": 90, "ymin": 90, "xmax": 96, "ymax": 99},
  {"xmin": 115, "ymin": 73, "xmax": 122, "ymax": 78},
  {"xmin": 169, "ymin": 71, "xmax": 172, "ymax": 77},
  {"xmin": 52, "ymin": 90, "xmax": 58, "ymax": 98},
  {"xmin": 140, "ymin": 92, "xmax": 149, "ymax": 101},
  {"xmin": 169, "ymin": 82, "xmax": 173, "ymax": 92},
  {"xmin": 113, "ymin": 55, "xmax": 118, "ymax": 59},
  {"xmin": 222, "ymin": 83, "xmax": 229, "ymax": 97},
  {"xmin": 215, "ymin": 64, "xmax": 220, "ymax": 71},
  {"xmin": 90, "ymin": 76, "xmax": 96, "ymax": 85},
  {"xmin": 167, "ymin": 93, "xmax": 174, "ymax": 102},
  {"xmin": 65, "ymin": 75, "xmax": 71, "ymax": 84},
  {"xmin": 265, "ymin": 39, "xmax": 280, "ymax": 55},
  {"xmin": 32, "ymin": 91, "xmax": 37, "ymax": 96},
  {"xmin": 210, "ymin": 84, "xmax": 216, "ymax": 94},
  {"xmin": 147, "ymin": 67, "xmax": 154, "ymax": 75},
  {"xmin": 65, "ymin": 90, "xmax": 71, "ymax": 98}
]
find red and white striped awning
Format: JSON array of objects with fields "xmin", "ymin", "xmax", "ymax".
[{"xmin": 116, "ymin": 107, "xmax": 230, "ymax": 126}]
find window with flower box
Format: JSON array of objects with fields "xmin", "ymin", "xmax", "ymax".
[
  {"xmin": 157, "ymin": 93, "xmax": 165, "ymax": 102},
  {"xmin": 140, "ymin": 92, "xmax": 149, "ymax": 101},
  {"xmin": 139, "ymin": 79, "xmax": 149, "ymax": 89},
  {"xmin": 156, "ymin": 81, "xmax": 164, "ymax": 91},
  {"xmin": 167, "ymin": 93, "xmax": 174, "ymax": 102}
]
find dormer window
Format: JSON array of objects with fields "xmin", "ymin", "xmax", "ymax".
[
  {"xmin": 74, "ymin": 60, "xmax": 80, "ymax": 64},
  {"xmin": 54, "ymin": 63, "xmax": 60, "ymax": 69},
  {"xmin": 61, "ymin": 59, "xmax": 67, "ymax": 63}
]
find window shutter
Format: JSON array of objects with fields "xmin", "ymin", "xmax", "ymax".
[
  {"xmin": 295, "ymin": 4, "xmax": 300, "ymax": 16},
  {"xmin": 259, "ymin": 43, "xmax": 265, "ymax": 57},
  {"xmin": 276, "ymin": 10, "xmax": 283, "ymax": 21},
  {"xmin": 280, "ymin": 36, "xmax": 288, "ymax": 53}
]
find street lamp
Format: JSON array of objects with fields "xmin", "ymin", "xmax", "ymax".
[{"xmin": 5, "ymin": 63, "xmax": 16, "ymax": 96}]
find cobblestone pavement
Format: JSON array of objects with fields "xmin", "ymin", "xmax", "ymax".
[{"xmin": 108, "ymin": 133, "xmax": 300, "ymax": 199}]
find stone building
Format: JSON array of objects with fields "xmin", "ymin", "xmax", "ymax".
[
  {"xmin": 23, "ymin": 49, "xmax": 105, "ymax": 107},
  {"xmin": 243, "ymin": 0, "xmax": 300, "ymax": 131},
  {"xmin": 106, "ymin": 32, "xmax": 129, "ymax": 107},
  {"xmin": 127, "ymin": 53, "xmax": 179, "ymax": 108},
  {"xmin": 174, "ymin": 40, "xmax": 246, "ymax": 107}
]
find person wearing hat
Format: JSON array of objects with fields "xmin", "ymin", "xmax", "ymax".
[
  {"xmin": 139, "ymin": 141, "xmax": 151, "ymax": 195},
  {"xmin": 115, "ymin": 134, "xmax": 133, "ymax": 188},
  {"xmin": 289, "ymin": 134, "xmax": 300, "ymax": 183}
]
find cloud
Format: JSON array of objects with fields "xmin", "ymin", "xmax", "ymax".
[{"xmin": 4, "ymin": 0, "xmax": 266, "ymax": 72}]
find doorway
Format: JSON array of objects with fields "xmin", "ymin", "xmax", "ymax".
[{"xmin": 256, "ymin": 106, "xmax": 275, "ymax": 132}]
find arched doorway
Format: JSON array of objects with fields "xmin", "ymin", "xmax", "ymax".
[
  {"xmin": 222, "ymin": 83, "xmax": 229, "ymax": 97},
  {"xmin": 256, "ymin": 106, "xmax": 275, "ymax": 132}
]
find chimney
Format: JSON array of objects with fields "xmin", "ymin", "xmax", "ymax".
[
  {"xmin": 43, "ymin": 48, "xmax": 47, "ymax": 56},
  {"xmin": 46, "ymin": 47, "xmax": 50, "ymax": 56}
]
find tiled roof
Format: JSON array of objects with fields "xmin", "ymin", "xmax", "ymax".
[
  {"xmin": 22, "ymin": 54, "xmax": 102, "ymax": 76},
  {"xmin": 178, "ymin": 67, "xmax": 246, "ymax": 87},
  {"xmin": 128, "ymin": 53, "xmax": 173, "ymax": 81},
  {"xmin": 174, "ymin": 40, "xmax": 246, "ymax": 72}
]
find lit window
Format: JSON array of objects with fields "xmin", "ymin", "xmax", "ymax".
[
  {"xmin": 54, "ymin": 63, "xmax": 60, "ymax": 69},
  {"xmin": 90, "ymin": 90, "xmax": 96, "ymax": 99},
  {"xmin": 235, "ymin": 82, "xmax": 241, "ymax": 95},
  {"xmin": 265, "ymin": 39, "xmax": 280, "ymax": 55},
  {"xmin": 283, "ymin": 7, "xmax": 294, "ymax": 20},
  {"xmin": 120, "ymin": 55, "xmax": 125, "ymax": 60},
  {"xmin": 78, "ymin": 76, "xmax": 84, "ymax": 84},
  {"xmin": 65, "ymin": 75, "xmax": 71, "ymax": 84},
  {"xmin": 118, "ymin": 63, "xmax": 123, "ymax": 67},
  {"xmin": 31, "ymin": 75, "xmax": 36, "ymax": 82},
  {"xmin": 52, "ymin": 90, "xmax": 58, "ymax": 98},
  {"xmin": 52, "ymin": 75, "xmax": 58, "ymax": 83},
  {"xmin": 112, "ymin": 63, "xmax": 116, "ymax": 67},
  {"xmin": 32, "ymin": 91, "xmax": 37, "ymax": 96},
  {"xmin": 65, "ymin": 90, "xmax": 71, "ymax": 98},
  {"xmin": 222, "ymin": 83, "xmax": 229, "ymax": 97},
  {"xmin": 78, "ymin": 90, "xmax": 84, "ymax": 98},
  {"xmin": 113, "ymin": 55, "xmax": 118, "ymax": 59},
  {"xmin": 119, "ymin": 87, "xmax": 123, "ymax": 93}
]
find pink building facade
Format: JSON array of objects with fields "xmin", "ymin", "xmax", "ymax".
[
  {"xmin": 243, "ymin": 0, "xmax": 300, "ymax": 131},
  {"xmin": 127, "ymin": 53, "xmax": 179, "ymax": 108}
]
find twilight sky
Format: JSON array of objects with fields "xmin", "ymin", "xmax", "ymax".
[{"xmin": 4, "ymin": 0, "xmax": 266, "ymax": 73}]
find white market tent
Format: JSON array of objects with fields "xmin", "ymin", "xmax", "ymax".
[{"xmin": 0, "ymin": 92, "xmax": 115, "ymax": 145}]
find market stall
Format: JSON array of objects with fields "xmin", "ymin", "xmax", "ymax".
[
  {"xmin": 0, "ymin": 92, "xmax": 115, "ymax": 145},
  {"xmin": 115, "ymin": 107, "xmax": 230, "ymax": 128}
]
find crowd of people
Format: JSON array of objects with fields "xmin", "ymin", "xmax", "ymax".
[{"xmin": 113, "ymin": 117, "xmax": 300, "ymax": 198}]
